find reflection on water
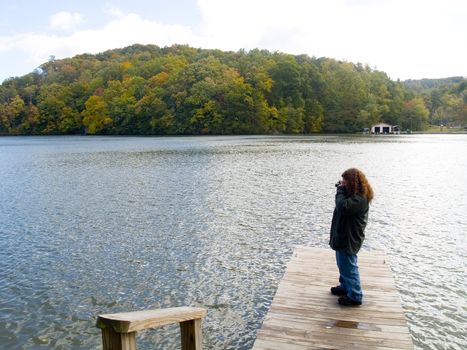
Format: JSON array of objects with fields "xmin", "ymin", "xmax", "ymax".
[{"xmin": 0, "ymin": 135, "xmax": 466, "ymax": 349}]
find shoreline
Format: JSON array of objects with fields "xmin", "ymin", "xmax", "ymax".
[{"xmin": 0, "ymin": 130, "xmax": 466, "ymax": 138}]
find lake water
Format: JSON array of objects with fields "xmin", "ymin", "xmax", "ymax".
[{"xmin": 0, "ymin": 135, "xmax": 466, "ymax": 349}]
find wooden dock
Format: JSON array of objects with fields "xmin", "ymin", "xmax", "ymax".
[{"xmin": 252, "ymin": 246, "xmax": 413, "ymax": 349}]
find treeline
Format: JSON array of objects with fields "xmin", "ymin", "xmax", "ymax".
[
  {"xmin": 0, "ymin": 44, "xmax": 465, "ymax": 135},
  {"xmin": 403, "ymin": 78, "xmax": 466, "ymax": 128},
  {"xmin": 402, "ymin": 77, "xmax": 465, "ymax": 92}
]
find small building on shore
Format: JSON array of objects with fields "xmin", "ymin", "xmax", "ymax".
[{"xmin": 371, "ymin": 123, "xmax": 394, "ymax": 134}]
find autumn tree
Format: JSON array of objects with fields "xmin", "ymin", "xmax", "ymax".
[
  {"xmin": 1, "ymin": 43, "xmax": 465, "ymax": 135},
  {"xmin": 400, "ymin": 97, "xmax": 429, "ymax": 130},
  {"xmin": 2, "ymin": 95, "xmax": 26, "ymax": 132},
  {"xmin": 82, "ymin": 95, "xmax": 112, "ymax": 134}
]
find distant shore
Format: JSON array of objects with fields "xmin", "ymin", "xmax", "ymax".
[{"xmin": 0, "ymin": 128, "xmax": 466, "ymax": 137}]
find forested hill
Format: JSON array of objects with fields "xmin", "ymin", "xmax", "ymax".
[
  {"xmin": 0, "ymin": 44, "xmax": 465, "ymax": 135},
  {"xmin": 402, "ymin": 77, "xmax": 465, "ymax": 92}
]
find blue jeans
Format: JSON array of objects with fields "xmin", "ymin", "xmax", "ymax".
[{"xmin": 336, "ymin": 250, "xmax": 363, "ymax": 302}]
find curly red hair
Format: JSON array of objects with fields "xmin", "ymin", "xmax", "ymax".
[{"xmin": 342, "ymin": 168, "xmax": 374, "ymax": 203}]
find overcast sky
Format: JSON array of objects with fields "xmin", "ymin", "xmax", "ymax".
[{"xmin": 1, "ymin": 0, "xmax": 466, "ymax": 83}]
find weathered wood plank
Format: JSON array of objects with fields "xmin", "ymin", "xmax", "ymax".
[
  {"xmin": 252, "ymin": 246, "xmax": 413, "ymax": 349},
  {"xmin": 96, "ymin": 306, "xmax": 207, "ymax": 350},
  {"xmin": 255, "ymin": 330, "xmax": 411, "ymax": 350},
  {"xmin": 96, "ymin": 307, "xmax": 206, "ymax": 333},
  {"xmin": 263, "ymin": 312, "xmax": 411, "ymax": 334},
  {"xmin": 101, "ymin": 329, "xmax": 136, "ymax": 350},
  {"xmin": 180, "ymin": 318, "xmax": 203, "ymax": 350},
  {"xmin": 257, "ymin": 326, "xmax": 413, "ymax": 348}
]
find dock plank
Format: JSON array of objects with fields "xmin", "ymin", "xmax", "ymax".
[{"xmin": 252, "ymin": 246, "xmax": 413, "ymax": 349}]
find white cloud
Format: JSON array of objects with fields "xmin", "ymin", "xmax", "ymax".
[
  {"xmin": 0, "ymin": 12, "xmax": 199, "ymax": 77},
  {"xmin": 49, "ymin": 11, "xmax": 83, "ymax": 30},
  {"xmin": 105, "ymin": 6, "xmax": 125, "ymax": 19},
  {"xmin": 196, "ymin": 0, "xmax": 467, "ymax": 79},
  {"xmin": 0, "ymin": 1, "xmax": 466, "ymax": 81}
]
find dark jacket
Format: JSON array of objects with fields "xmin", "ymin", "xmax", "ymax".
[{"xmin": 329, "ymin": 186, "xmax": 369, "ymax": 255}]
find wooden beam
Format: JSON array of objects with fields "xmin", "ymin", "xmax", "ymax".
[
  {"xmin": 96, "ymin": 307, "xmax": 206, "ymax": 333},
  {"xmin": 96, "ymin": 307, "xmax": 207, "ymax": 350},
  {"xmin": 101, "ymin": 329, "xmax": 136, "ymax": 350},
  {"xmin": 180, "ymin": 318, "xmax": 203, "ymax": 350}
]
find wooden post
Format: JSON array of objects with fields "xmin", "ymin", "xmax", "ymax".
[
  {"xmin": 101, "ymin": 329, "xmax": 136, "ymax": 350},
  {"xmin": 96, "ymin": 307, "xmax": 207, "ymax": 350},
  {"xmin": 180, "ymin": 318, "xmax": 203, "ymax": 350}
]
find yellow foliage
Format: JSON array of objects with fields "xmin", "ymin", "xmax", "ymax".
[
  {"xmin": 120, "ymin": 61, "xmax": 133, "ymax": 71},
  {"xmin": 154, "ymin": 72, "xmax": 169, "ymax": 85}
]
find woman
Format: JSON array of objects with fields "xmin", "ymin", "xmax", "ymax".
[{"xmin": 329, "ymin": 168, "xmax": 374, "ymax": 306}]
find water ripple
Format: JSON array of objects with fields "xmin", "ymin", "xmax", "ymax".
[{"xmin": 0, "ymin": 135, "xmax": 466, "ymax": 349}]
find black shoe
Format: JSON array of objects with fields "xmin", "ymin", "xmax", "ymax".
[
  {"xmin": 330, "ymin": 286, "xmax": 347, "ymax": 296},
  {"xmin": 338, "ymin": 296, "xmax": 362, "ymax": 306}
]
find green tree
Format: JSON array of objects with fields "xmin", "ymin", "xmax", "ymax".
[
  {"xmin": 428, "ymin": 89, "xmax": 443, "ymax": 124},
  {"xmin": 383, "ymin": 81, "xmax": 405, "ymax": 126},
  {"xmin": 82, "ymin": 95, "xmax": 112, "ymax": 134},
  {"xmin": 18, "ymin": 104, "xmax": 41, "ymax": 134},
  {"xmin": 103, "ymin": 80, "xmax": 136, "ymax": 133},
  {"xmin": 268, "ymin": 55, "xmax": 303, "ymax": 108},
  {"xmin": 320, "ymin": 60, "xmax": 367, "ymax": 132},
  {"xmin": 134, "ymin": 89, "xmax": 172, "ymax": 134},
  {"xmin": 303, "ymin": 98, "xmax": 324, "ymax": 132},
  {"xmin": 36, "ymin": 83, "xmax": 77, "ymax": 133},
  {"xmin": 400, "ymin": 97, "xmax": 429, "ymax": 130},
  {"xmin": 3, "ymin": 95, "xmax": 26, "ymax": 132},
  {"xmin": 282, "ymin": 106, "xmax": 305, "ymax": 133}
]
